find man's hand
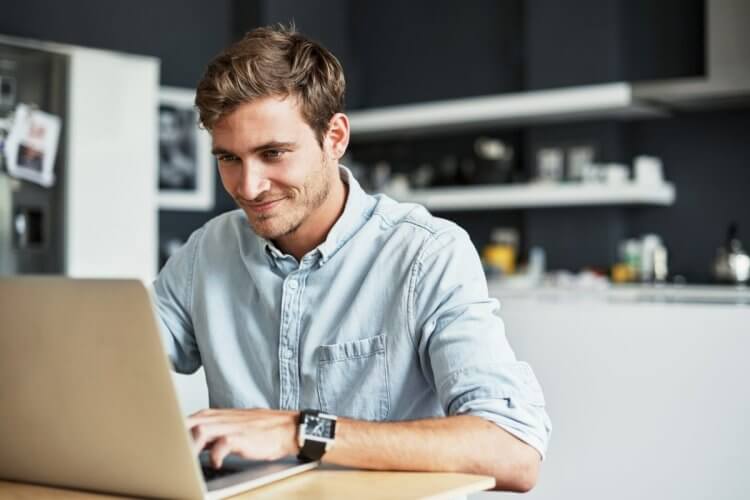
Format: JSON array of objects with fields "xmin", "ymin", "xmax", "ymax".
[{"xmin": 187, "ymin": 408, "xmax": 299, "ymax": 468}]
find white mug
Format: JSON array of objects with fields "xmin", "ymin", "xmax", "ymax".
[{"xmin": 634, "ymin": 156, "xmax": 664, "ymax": 185}]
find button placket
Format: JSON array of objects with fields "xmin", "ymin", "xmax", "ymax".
[
  {"xmin": 290, "ymin": 273, "xmax": 303, "ymax": 409},
  {"xmin": 279, "ymin": 272, "xmax": 305, "ymax": 410},
  {"xmin": 278, "ymin": 274, "xmax": 293, "ymax": 409}
]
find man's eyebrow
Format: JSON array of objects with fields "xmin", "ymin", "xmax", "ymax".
[
  {"xmin": 211, "ymin": 146, "xmax": 234, "ymax": 156},
  {"xmin": 211, "ymin": 141, "xmax": 297, "ymax": 156}
]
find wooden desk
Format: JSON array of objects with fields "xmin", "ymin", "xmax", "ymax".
[{"xmin": 0, "ymin": 468, "xmax": 495, "ymax": 500}]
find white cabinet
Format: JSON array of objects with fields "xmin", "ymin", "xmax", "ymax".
[{"xmin": 481, "ymin": 289, "xmax": 750, "ymax": 499}]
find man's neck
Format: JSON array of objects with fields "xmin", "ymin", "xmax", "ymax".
[{"xmin": 274, "ymin": 174, "xmax": 348, "ymax": 262}]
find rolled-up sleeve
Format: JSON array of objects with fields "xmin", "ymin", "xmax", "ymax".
[
  {"xmin": 151, "ymin": 227, "xmax": 205, "ymax": 374},
  {"xmin": 409, "ymin": 226, "xmax": 551, "ymax": 459}
]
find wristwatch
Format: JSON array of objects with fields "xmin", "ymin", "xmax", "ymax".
[{"xmin": 297, "ymin": 409, "xmax": 337, "ymax": 462}]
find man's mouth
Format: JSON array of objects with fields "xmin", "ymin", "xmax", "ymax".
[{"xmin": 239, "ymin": 197, "xmax": 286, "ymax": 214}]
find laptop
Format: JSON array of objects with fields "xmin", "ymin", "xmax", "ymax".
[{"xmin": 0, "ymin": 277, "xmax": 318, "ymax": 499}]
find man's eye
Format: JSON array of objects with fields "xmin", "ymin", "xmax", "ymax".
[
  {"xmin": 217, "ymin": 154, "xmax": 238, "ymax": 163},
  {"xmin": 263, "ymin": 150, "xmax": 285, "ymax": 160}
]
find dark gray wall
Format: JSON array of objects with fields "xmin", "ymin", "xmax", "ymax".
[
  {"xmin": 524, "ymin": 0, "xmax": 704, "ymax": 89},
  {"xmin": 348, "ymin": 0, "xmax": 523, "ymax": 108},
  {"xmin": 0, "ymin": 0, "xmax": 235, "ymax": 87}
]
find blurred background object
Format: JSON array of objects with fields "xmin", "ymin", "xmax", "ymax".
[
  {"xmin": 482, "ymin": 227, "xmax": 519, "ymax": 278},
  {"xmin": 473, "ymin": 136, "xmax": 515, "ymax": 184},
  {"xmin": 714, "ymin": 222, "xmax": 750, "ymax": 284},
  {"xmin": 157, "ymin": 87, "xmax": 216, "ymax": 212}
]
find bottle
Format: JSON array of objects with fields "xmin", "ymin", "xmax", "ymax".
[
  {"xmin": 653, "ymin": 242, "xmax": 668, "ymax": 283},
  {"xmin": 714, "ymin": 223, "xmax": 750, "ymax": 283},
  {"xmin": 527, "ymin": 246, "xmax": 546, "ymax": 285},
  {"xmin": 640, "ymin": 234, "xmax": 663, "ymax": 283},
  {"xmin": 616, "ymin": 239, "xmax": 641, "ymax": 282}
]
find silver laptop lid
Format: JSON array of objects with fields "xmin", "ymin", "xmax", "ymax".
[{"xmin": 0, "ymin": 277, "xmax": 206, "ymax": 499}]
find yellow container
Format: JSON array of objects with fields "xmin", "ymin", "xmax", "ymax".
[{"xmin": 483, "ymin": 244, "xmax": 516, "ymax": 275}]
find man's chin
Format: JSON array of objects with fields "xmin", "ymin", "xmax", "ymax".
[
  {"xmin": 245, "ymin": 216, "xmax": 287, "ymax": 240},
  {"xmin": 247, "ymin": 221, "xmax": 277, "ymax": 239}
]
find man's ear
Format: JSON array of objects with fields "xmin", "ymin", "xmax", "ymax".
[{"xmin": 324, "ymin": 113, "xmax": 350, "ymax": 160}]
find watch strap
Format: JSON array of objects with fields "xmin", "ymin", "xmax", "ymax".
[{"xmin": 297, "ymin": 437, "xmax": 327, "ymax": 462}]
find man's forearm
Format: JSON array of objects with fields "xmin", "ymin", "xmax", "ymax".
[
  {"xmin": 188, "ymin": 409, "xmax": 541, "ymax": 492},
  {"xmin": 324, "ymin": 415, "xmax": 540, "ymax": 492}
]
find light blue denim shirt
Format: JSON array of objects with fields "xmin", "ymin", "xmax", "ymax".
[{"xmin": 154, "ymin": 167, "xmax": 551, "ymax": 458}]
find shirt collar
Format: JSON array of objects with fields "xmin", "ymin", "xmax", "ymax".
[
  {"xmin": 258, "ymin": 165, "xmax": 375, "ymax": 266},
  {"xmin": 316, "ymin": 165, "xmax": 375, "ymax": 265}
]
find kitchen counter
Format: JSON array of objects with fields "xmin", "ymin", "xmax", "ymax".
[
  {"xmin": 489, "ymin": 281, "xmax": 750, "ymax": 500},
  {"xmin": 488, "ymin": 280, "xmax": 750, "ymax": 306}
]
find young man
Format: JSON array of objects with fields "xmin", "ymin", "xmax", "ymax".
[{"xmin": 154, "ymin": 25, "xmax": 551, "ymax": 492}]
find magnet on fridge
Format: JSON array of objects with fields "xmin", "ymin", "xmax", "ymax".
[{"xmin": 3, "ymin": 103, "xmax": 61, "ymax": 188}]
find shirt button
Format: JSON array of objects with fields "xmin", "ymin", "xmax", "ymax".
[
  {"xmin": 283, "ymin": 348, "xmax": 294, "ymax": 359},
  {"xmin": 287, "ymin": 279, "xmax": 299, "ymax": 290}
]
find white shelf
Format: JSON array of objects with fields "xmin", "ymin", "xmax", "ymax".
[
  {"xmin": 348, "ymin": 82, "xmax": 666, "ymax": 140},
  {"xmin": 385, "ymin": 182, "xmax": 676, "ymax": 211}
]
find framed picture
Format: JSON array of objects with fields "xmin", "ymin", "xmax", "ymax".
[{"xmin": 158, "ymin": 86, "xmax": 215, "ymax": 210}]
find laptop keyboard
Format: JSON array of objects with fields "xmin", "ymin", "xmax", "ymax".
[{"xmin": 201, "ymin": 465, "xmax": 242, "ymax": 481}]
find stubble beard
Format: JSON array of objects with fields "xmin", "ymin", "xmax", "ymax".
[{"xmin": 246, "ymin": 155, "xmax": 333, "ymax": 240}]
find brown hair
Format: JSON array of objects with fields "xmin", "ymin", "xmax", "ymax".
[{"xmin": 195, "ymin": 23, "xmax": 345, "ymax": 146}]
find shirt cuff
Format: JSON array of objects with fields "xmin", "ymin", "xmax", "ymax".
[{"xmin": 455, "ymin": 398, "xmax": 551, "ymax": 461}]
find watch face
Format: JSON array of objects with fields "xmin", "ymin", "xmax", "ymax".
[{"xmin": 304, "ymin": 415, "xmax": 333, "ymax": 439}]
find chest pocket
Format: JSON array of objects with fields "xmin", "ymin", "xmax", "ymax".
[{"xmin": 316, "ymin": 333, "xmax": 390, "ymax": 421}]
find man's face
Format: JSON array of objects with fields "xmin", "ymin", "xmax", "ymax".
[{"xmin": 211, "ymin": 96, "xmax": 336, "ymax": 240}]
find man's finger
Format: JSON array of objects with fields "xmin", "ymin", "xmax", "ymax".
[
  {"xmin": 191, "ymin": 422, "xmax": 244, "ymax": 454},
  {"xmin": 209, "ymin": 434, "xmax": 238, "ymax": 469}
]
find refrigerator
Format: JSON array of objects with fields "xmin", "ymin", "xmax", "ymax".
[{"xmin": 0, "ymin": 35, "xmax": 159, "ymax": 281}]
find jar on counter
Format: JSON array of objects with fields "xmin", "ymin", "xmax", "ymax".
[{"xmin": 482, "ymin": 228, "xmax": 519, "ymax": 277}]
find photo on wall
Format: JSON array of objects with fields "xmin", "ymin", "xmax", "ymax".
[{"xmin": 158, "ymin": 87, "xmax": 215, "ymax": 210}]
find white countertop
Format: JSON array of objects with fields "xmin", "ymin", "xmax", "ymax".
[{"xmin": 488, "ymin": 280, "xmax": 750, "ymax": 306}]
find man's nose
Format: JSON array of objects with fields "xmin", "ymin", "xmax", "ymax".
[{"xmin": 236, "ymin": 162, "xmax": 271, "ymax": 200}]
